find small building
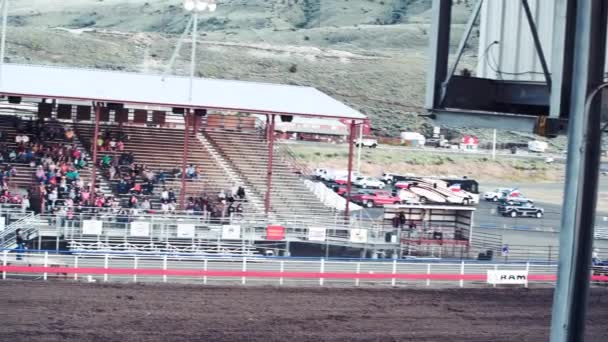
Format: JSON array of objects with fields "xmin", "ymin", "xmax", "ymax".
[
  {"xmin": 400, "ymin": 132, "xmax": 426, "ymax": 146},
  {"xmin": 273, "ymin": 116, "xmax": 349, "ymax": 143},
  {"xmin": 459, "ymin": 135, "xmax": 478, "ymax": 150}
]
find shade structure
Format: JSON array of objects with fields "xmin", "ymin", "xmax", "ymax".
[{"xmin": 0, "ymin": 64, "xmax": 366, "ymax": 121}]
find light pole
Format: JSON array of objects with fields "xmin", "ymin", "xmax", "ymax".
[
  {"xmin": 163, "ymin": 1, "xmax": 217, "ymax": 96},
  {"xmin": 0, "ymin": 0, "xmax": 9, "ymax": 88},
  {"xmin": 183, "ymin": 0, "xmax": 217, "ymax": 102}
]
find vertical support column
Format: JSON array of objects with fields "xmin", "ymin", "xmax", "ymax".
[
  {"xmin": 103, "ymin": 254, "xmax": 109, "ymax": 282},
  {"xmin": 179, "ymin": 110, "xmax": 191, "ymax": 209},
  {"xmin": 133, "ymin": 256, "xmax": 138, "ymax": 283},
  {"xmin": 345, "ymin": 120, "xmax": 356, "ymax": 217},
  {"xmin": 74, "ymin": 255, "xmax": 78, "ymax": 281},
  {"xmin": 163, "ymin": 255, "xmax": 167, "ymax": 283},
  {"xmin": 319, "ymin": 258, "xmax": 325, "ymax": 286},
  {"xmin": 203, "ymin": 257, "xmax": 208, "ymax": 285},
  {"xmin": 459, "ymin": 261, "xmax": 465, "ymax": 288},
  {"xmin": 2, "ymin": 250, "xmax": 7, "ymax": 280},
  {"xmin": 241, "ymin": 257, "xmax": 247, "ymax": 285},
  {"xmin": 391, "ymin": 259, "xmax": 397, "ymax": 287},
  {"xmin": 279, "ymin": 260, "xmax": 284, "ymax": 286},
  {"xmin": 265, "ymin": 115, "xmax": 276, "ymax": 215},
  {"xmin": 424, "ymin": 0, "xmax": 451, "ymax": 110},
  {"xmin": 189, "ymin": 11, "xmax": 198, "ymax": 102},
  {"xmin": 90, "ymin": 103, "xmax": 101, "ymax": 206},
  {"xmin": 355, "ymin": 262, "xmax": 361, "ymax": 287},
  {"xmin": 356, "ymin": 123, "xmax": 363, "ymax": 174},
  {"xmin": 525, "ymin": 262, "xmax": 530, "ymax": 289},
  {"xmin": 550, "ymin": 1, "xmax": 608, "ymax": 341},
  {"xmin": 426, "ymin": 264, "xmax": 431, "ymax": 287},
  {"xmin": 549, "ymin": 0, "xmax": 577, "ymax": 118},
  {"xmin": 43, "ymin": 251, "xmax": 48, "ymax": 281}
]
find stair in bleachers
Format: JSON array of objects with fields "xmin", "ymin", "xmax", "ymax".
[{"xmin": 203, "ymin": 129, "xmax": 338, "ymax": 220}]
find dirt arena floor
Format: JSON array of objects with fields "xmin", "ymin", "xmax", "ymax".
[{"xmin": 1, "ymin": 281, "xmax": 608, "ymax": 342}]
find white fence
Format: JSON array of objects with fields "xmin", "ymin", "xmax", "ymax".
[{"xmin": 0, "ymin": 250, "xmax": 562, "ymax": 288}]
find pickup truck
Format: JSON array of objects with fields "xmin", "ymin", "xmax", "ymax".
[
  {"xmin": 497, "ymin": 204, "xmax": 544, "ymax": 218},
  {"xmin": 354, "ymin": 138, "xmax": 378, "ymax": 148},
  {"xmin": 350, "ymin": 190, "xmax": 401, "ymax": 208}
]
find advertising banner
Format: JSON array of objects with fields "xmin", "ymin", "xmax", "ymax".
[
  {"xmin": 222, "ymin": 225, "xmax": 241, "ymax": 240},
  {"xmin": 487, "ymin": 270, "xmax": 528, "ymax": 285},
  {"xmin": 266, "ymin": 225, "xmax": 285, "ymax": 240},
  {"xmin": 350, "ymin": 228, "xmax": 368, "ymax": 243},
  {"xmin": 82, "ymin": 220, "xmax": 103, "ymax": 235},
  {"xmin": 308, "ymin": 227, "xmax": 326, "ymax": 242},
  {"xmin": 177, "ymin": 223, "xmax": 196, "ymax": 239},
  {"xmin": 130, "ymin": 221, "xmax": 150, "ymax": 237}
]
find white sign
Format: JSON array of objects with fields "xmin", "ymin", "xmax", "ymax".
[
  {"xmin": 177, "ymin": 224, "xmax": 196, "ymax": 239},
  {"xmin": 487, "ymin": 270, "xmax": 528, "ymax": 285},
  {"xmin": 222, "ymin": 225, "xmax": 241, "ymax": 240},
  {"xmin": 308, "ymin": 227, "xmax": 326, "ymax": 242},
  {"xmin": 350, "ymin": 228, "xmax": 368, "ymax": 243},
  {"xmin": 82, "ymin": 220, "xmax": 103, "ymax": 235},
  {"xmin": 0, "ymin": 216, "xmax": 5, "ymax": 232},
  {"xmin": 130, "ymin": 221, "xmax": 150, "ymax": 237}
]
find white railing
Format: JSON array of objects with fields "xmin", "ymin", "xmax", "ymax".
[{"xmin": 0, "ymin": 249, "xmax": 564, "ymax": 288}]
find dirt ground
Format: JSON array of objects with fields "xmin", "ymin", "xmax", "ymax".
[{"xmin": 1, "ymin": 281, "xmax": 608, "ymax": 341}]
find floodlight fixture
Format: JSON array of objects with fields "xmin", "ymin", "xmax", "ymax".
[{"xmin": 183, "ymin": 0, "xmax": 195, "ymax": 12}]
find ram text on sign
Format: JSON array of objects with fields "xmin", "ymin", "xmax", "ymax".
[{"xmin": 487, "ymin": 270, "xmax": 528, "ymax": 285}]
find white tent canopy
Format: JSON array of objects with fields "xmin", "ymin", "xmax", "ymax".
[{"xmin": 0, "ymin": 64, "xmax": 366, "ymax": 121}]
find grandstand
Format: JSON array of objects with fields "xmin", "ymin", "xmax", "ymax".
[{"xmin": 0, "ymin": 64, "xmax": 380, "ymax": 257}]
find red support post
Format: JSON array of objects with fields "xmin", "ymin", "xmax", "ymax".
[
  {"xmin": 89, "ymin": 103, "xmax": 101, "ymax": 206},
  {"xmin": 179, "ymin": 110, "xmax": 190, "ymax": 209},
  {"xmin": 345, "ymin": 120, "xmax": 356, "ymax": 217},
  {"xmin": 265, "ymin": 115, "xmax": 276, "ymax": 215}
]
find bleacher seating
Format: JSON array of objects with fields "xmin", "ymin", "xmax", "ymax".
[
  {"xmin": 73, "ymin": 123, "xmax": 257, "ymax": 212},
  {"xmin": 0, "ymin": 116, "xmax": 94, "ymax": 198}
]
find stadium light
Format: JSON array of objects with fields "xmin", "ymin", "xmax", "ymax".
[{"xmin": 183, "ymin": 0, "xmax": 217, "ymax": 13}]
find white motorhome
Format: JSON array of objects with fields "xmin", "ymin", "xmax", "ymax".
[{"xmin": 528, "ymin": 140, "xmax": 548, "ymax": 153}]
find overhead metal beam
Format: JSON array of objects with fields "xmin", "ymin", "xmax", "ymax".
[
  {"xmin": 425, "ymin": 0, "xmax": 451, "ymax": 110},
  {"xmin": 550, "ymin": 0, "xmax": 608, "ymax": 340},
  {"xmin": 521, "ymin": 0, "xmax": 552, "ymax": 89},
  {"xmin": 439, "ymin": 0, "xmax": 483, "ymax": 107},
  {"xmin": 549, "ymin": 0, "xmax": 577, "ymax": 119}
]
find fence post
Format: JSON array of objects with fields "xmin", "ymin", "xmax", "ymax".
[
  {"xmin": 242, "ymin": 257, "xmax": 247, "ymax": 285},
  {"xmin": 203, "ymin": 257, "xmax": 208, "ymax": 285},
  {"xmin": 319, "ymin": 258, "xmax": 325, "ymax": 286},
  {"xmin": 2, "ymin": 250, "xmax": 7, "ymax": 280},
  {"xmin": 460, "ymin": 261, "xmax": 464, "ymax": 288},
  {"xmin": 43, "ymin": 251, "xmax": 48, "ymax": 281},
  {"xmin": 525, "ymin": 262, "xmax": 530, "ymax": 288},
  {"xmin": 133, "ymin": 256, "xmax": 138, "ymax": 283},
  {"xmin": 74, "ymin": 255, "xmax": 78, "ymax": 281},
  {"xmin": 279, "ymin": 260, "xmax": 284, "ymax": 286},
  {"xmin": 426, "ymin": 264, "xmax": 431, "ymax": 287},
  {"xmin": 355, "ymin": 262, "xmax": 361, "ymax": 287},
  {"xmin": 391, "ymin": 259, "xmax": 397, "ymax": 287},
  {"xmin": 163, "ymin": 255, "xmax": 167, "ymax": 283},
  {"xmin": 103, "ymin": 254, "xmax": 108, "ymax": 282},
  {"xmin": 493, "ymin": 264, "xmax": 498, "ymax": 288}
]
